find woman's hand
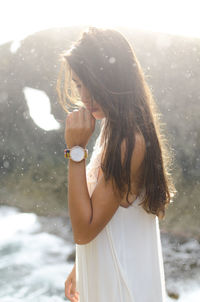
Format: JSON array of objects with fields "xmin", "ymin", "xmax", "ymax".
[
  {"xmin": 65, "ymin": 107, "xmax": 96, "ymax": 148},
  {"xmin": 65, "ymin": 264, "xmax": 79, "ymax": 302}
]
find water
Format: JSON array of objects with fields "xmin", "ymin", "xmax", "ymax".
[
  {"xmin": 163, "ymin": 232, "xmax": 200, "ymax": 302},
  {"xmin": 0, "ymin": 206, "xmax": 74, "ymax": 301},
  {"xmin": 0, "ymin": 205, "xmax": 199, "ymax": 302}
]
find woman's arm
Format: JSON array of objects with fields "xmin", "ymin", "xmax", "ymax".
[
  {"xmin": 68, "ymin": 159, "xmax": 93, "ymax": 243},
  {"xmin": 65, "ymin": 108, "xmax": 145, "ymax": 245},
  {"xmin": 68, "ymin": 144, "xmax": 145, "ymax": 245},
  {"xmin": 68, "ymin": 157, "xmax": 120, "ymax": 244}
]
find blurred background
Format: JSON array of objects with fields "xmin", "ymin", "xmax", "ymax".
[{"xmin": 0, "ymin": 0, "xmax": 200, "ymax": 301}]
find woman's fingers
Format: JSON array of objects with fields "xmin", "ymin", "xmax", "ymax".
[
  {"xmin": 79, "ymin": 107, "xmax": 86, "ymax": 123},
  {"xmin": 65, "ymin": 277, "xmax": 71, "ymax": 299},
  {"xmin": 70, "ymin": 277, "xmax": 77, "ymax": 296},
  {"xmin": 67, "ymin": 107, "xmax": 93, "ymax": 124},
  {"xmin": 73, "ymin": 292, "xmax": 80, "ymax": 302},
  {"xmin": 65, "ymin": 278, "xmax": 79, "ymax": 302},
  {"xmin": 65, "ymin": 106, "xmax": 95, "ymax": 148}
]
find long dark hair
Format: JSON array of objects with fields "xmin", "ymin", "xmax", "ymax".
[{"xmin": 56, "ymin": 26, "xmax": 176, "ymax": 219}]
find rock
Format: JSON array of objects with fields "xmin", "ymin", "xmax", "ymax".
[
  {"xmin": 67, "ymin": 250, "xmax": 75, "ymax": 263},
  {"xmin": 167, "ymin": 291, "xmax": 179, "ymax": 300}
]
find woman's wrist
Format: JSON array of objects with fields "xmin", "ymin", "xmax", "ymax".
[{"xmin": 67, "ymin": 144, "xmax": 87, "ymax": 149}]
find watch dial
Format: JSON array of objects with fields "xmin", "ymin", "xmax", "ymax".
[{"xmin": 71, "ymin": 147, "xmax": 84, "ymax": 162}]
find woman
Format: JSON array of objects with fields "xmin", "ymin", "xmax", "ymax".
[{"xmin": 57, "ymin": 27, "xmax": 176, "ymax": 302}]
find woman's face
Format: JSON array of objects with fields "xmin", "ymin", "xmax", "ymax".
[{"xmin": 71, "ymin": 71, "xmax": 105, "ymax": 120}]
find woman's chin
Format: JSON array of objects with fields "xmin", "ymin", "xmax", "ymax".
[{"xmin": 92, "ymin": 111, "xmax": 105, "ymax": 120}]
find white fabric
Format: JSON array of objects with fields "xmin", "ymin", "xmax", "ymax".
[{"xmin": 75, "ymin": 134, "xmax": 166, "ymax": 302}]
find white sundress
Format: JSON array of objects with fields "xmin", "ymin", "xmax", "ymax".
[{"xmin": 75, "ymin": 134, "xmax": 166, "ymax": 302}]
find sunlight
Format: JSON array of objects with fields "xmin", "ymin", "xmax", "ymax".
[
  {"xmin": 23, "ymin": 87, "xmax": 60, "ymax": 131},
  {"xmin": 0, "ymin": 0, "xmax": 200, "ymax": 46}
]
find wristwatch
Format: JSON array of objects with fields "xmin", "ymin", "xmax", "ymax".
[{"xmin": 64, "ymin": 146, "xmax": 88, "ymax": 162}]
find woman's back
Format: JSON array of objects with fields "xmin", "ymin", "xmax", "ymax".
[{"xmin": 75, "ymin": 135, "xmax": 166, "ymax": 302}]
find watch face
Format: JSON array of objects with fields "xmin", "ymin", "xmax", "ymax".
[{"xmin": 70, "ymin": 146, "xmax": 85, "ymax": 162}]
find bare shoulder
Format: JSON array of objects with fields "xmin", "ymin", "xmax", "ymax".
[
  {"xmin": 121, "ymin": 131, "xmax": 146, "ymax": 176},
  {"xmin": 119, "ymin": 131, "xmax": 146, "ymax": 207}
]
